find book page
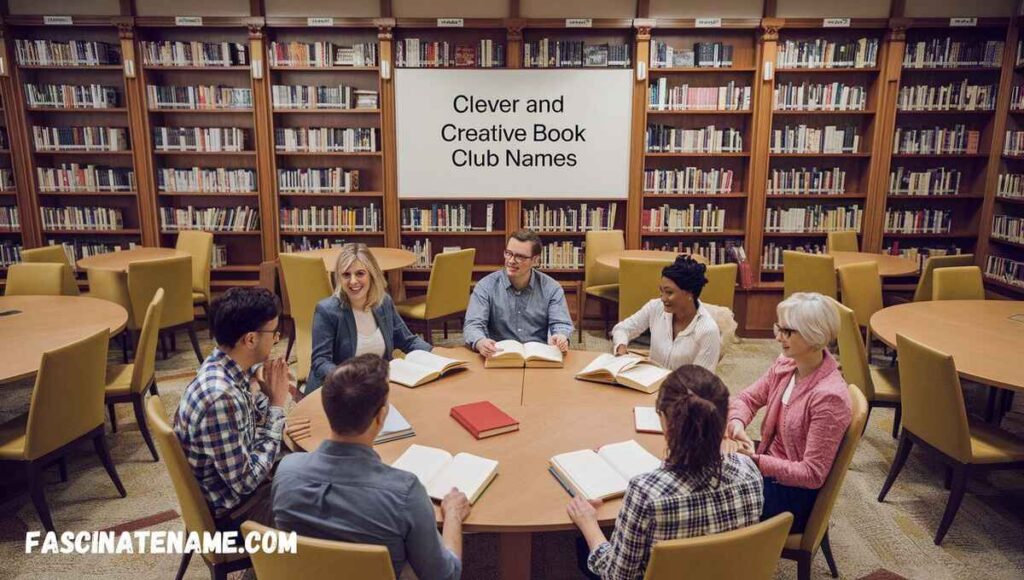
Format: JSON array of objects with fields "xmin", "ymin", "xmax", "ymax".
[
  {"xmin": 551, "ymin": 449, "xmax": 628, "ymax": 501},
  {"xmin": 404, "ymin": 350, "xmax": 465, "ymax": 373},
  {"xmin": 618, "ymin": 363, "xmax": 671, "ymax": 390},
  {"xmin": 524, "ymin": 341, "xmax": 563, "ymax": 363},
  {"xmin": 634, "ymin": 406, "xmax": 663, "ymax": 434},
  {"xmin": 380, "ymin": 404, "xmax": 411, "ymax": 436},
  {"xmin": 427, "ymin": 452, "xmax": 499, "ymax": 503},
  {"xmin": 580, "ymin": 353, "xmax": 642, "ymax": 377},
  {"xmin": 598, "ymin": 440, "xmax": 661, "ymax": 481},
  {"xmin": 389, "ymin": 358, "xmax": 437, "ymax": 387},
  {"xmin": 392, "ymin": 444, "xmax": 452, "ymax": 490},
  {"xmin": 493, "ymin": 340, "xmax": 526, "ymax": 359}
]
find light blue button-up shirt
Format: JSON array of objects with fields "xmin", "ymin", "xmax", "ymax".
[{"xmin": 463, "ymin": 268, "xmax": 574, "ymax": 348}]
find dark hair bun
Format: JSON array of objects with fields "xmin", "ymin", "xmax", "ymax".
[{"xmin": 662, "ymin": 254, "xmax": 708, "ymax": 297}]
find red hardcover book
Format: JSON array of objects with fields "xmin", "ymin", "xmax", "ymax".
[{"xmin": 450, "ymin": 401, "xmax": 520, "ymax": 439}]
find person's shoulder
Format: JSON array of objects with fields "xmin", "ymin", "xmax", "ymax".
[
  {"xmin": 276, "ymin": 449, "xmax": 315, "ymax": 478},
  {"xmin": 315, "ymin": 295, "xmax": 341, "ymax": 313},
  {"xmin": 475, "ymin": 269, "xmax": 504, "ymax": 287},
  {"xmin": 723, "ymin": 453, "xmax": 762, "ymax": 482},
  {"xmin": 377, "ymin": 462, "xmax": 425, "ymax": 498},
  {"xmin": 627, "ymin": 467, "xmax": 675, "ymax": 499}
]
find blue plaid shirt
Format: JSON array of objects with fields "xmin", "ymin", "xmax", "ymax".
[
  {"xmin": 174, "ymin": 348, "xmax": 285, "ymax": 516},
  {"xmin": 588, "ymin": 454, "xmax": 764, "ymax": 580}
]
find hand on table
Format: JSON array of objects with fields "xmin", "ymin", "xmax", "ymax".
[
  {"xmin": 441, "ymin": 488, "xmax": 472, "ymax": 522},
  {"xmin": 285, "ymin": 416, "xmax": 312, "ymax": 443},
  {"xmin": 475, "ymin": 338, "xmax": 499, "ymax": 358},
  {"xmin": 566, "ymin": 496, "xmax": 603, "ymax": 529},
  {"xmin": 549, "ymin": 334, "xmax": 569, "ymax": 353},
  {"xmin": 614, "ymin": 344, "xmax": 628, "ymax": 356}
]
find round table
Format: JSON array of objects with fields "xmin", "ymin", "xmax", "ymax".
[
  {"xmin": 0, "ymin": 296, "xmax": 128, "ymax": 384},
  {"xmin": 829, "ymin": 251, "xmax": 919, "ymax": 277},
  {"xmin": 294, "ymin": 247, "xmax": 417, "ymax": 272},
  {"xmin": 286, "ymin": 347, "xmax": 663, "ymax": 580},
  {"xmin": 870, "ymin": 300, "xmax": 1024, "ymax": 393},
  {"xmin": 595, "ymin": 249, "xmax": 708, "ymax": 269},
  {"xmin": 76, "ymin": 247, "xmax": 189, "ymax": 271}
]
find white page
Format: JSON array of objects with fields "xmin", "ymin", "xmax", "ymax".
[
  {"xmin": 551, "ymin": 449, "xmax": 628, "ymax": 501},
  {"xmin": 580, "ymin": 353, "xmax": 642, "ymax": 376},
  {"xmin": 598, "ymin": 440, "xmax": 661, "ymax": 481},
  {"xmin": 380, "ymin": 404, "xmax": 411, "ymax": 436},
  {"xmin": 389, "ymin": 358, "xmax": 433, "ymax": 387},
  {"xmin": 524, "ymin": 341, "xmax": 563, "ymax": 362},
  {"xmin": 404, "ymin": 350, "xmax": 463, "ymax": 373},
  {"xmin": 618, "ymin": 363, "xmax": 671, "ymax": 388},
  {"xmin": 426, "ymin": 452, "xmax": 498, "ymax": 502},
  {"xmin": 634, "ymin": 407, "xmax": 663, "ymax": 433},
  {"xmin": 392, "ymin": 444, "xmax": 452, "ymax": 490},
  {"xmin": 493, "ymin": 340, "xmax": 526, "ymax": 357}
]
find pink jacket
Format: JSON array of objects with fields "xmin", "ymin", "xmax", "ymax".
[{"xmin": 728, "ymin": 350, "xmax": 851, "ymax": 489}]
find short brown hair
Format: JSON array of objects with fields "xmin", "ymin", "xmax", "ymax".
[
  {"xmin": 321, "ymin": 354, "xmax": 389, "ymax": 435},
  {"xmin": 509, "ymin": 228, "xmax": 542, "ymax": 257}
]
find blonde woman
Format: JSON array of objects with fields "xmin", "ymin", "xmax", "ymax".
[{"xmin": 307, "ymin": 243, "xmax": 431, "ymax": 392}]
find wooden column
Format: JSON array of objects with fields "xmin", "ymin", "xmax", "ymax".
[
  {"xmin": 0, "ymin": 27, "xmax": 41, "ymax": 247},
  {"xmin": 117, "ymin": 19, "xmax": 159, "ymax": 247},
  {"xmin": 745, "ymin": 19, "xmax": 780, "ymax": 284},
  {"xmin": 626, "ymin": 20, "xmax": 652, "ymax": 249},
  {"xmin": 505, "ymin": 21, "xmax": 523, "ymax": 237},
  {"xmin": 377, "ymin": 19, "xmax": 404, "ymax": 293},
  {"xmin": 249, "ymin": 21, "xmax": 277, "ymax": 261}
]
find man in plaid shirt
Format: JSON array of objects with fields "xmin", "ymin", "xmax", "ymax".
[{"xmin": 174, "ymin": 287, "xmax": 292, "ymax": 525}]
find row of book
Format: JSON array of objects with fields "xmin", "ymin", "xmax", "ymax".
[
  {"xmin": 212, "ymin": 244, "xmax": 228, "ymax": 269},
  {"xmin": 996, "ymin": 173, "xmax": 1024, "ymax": 199},
  {"xmin": 902, "ymin": 39, "xmax": 1003, "ymax": 69},
  {"xmin": 396, "ymin": 40, "xmax": 505, "ymax": 68},
  {"xmin": 140, "ymin": 41, "xmax": 248, "ymax": 67},
  {"xmin": 889, "ymin": 167, "xmax": 962, "ymax": 196},
  {"xmin": 892, "ymin": 125, "xmax": 980, "ymax": 155},
  {"xmin": 767, "ymin": 167, "xmax": 847, "ymax": 195},
  {"xmin": 157, "ymin": 168, "xmax": 255, "ymax": 193},
  {"xmin": 48, "ymin": 240, "xmax": 137, "ymax": 265},
  {"xmin": 1004, "ymin": 131, "xmax": 1024, "ymax": 156},
  {"xmin": 523, "ymin": 40, "xmax": 629, "ymax": 68},
  {"xmin": 37, "ymin": 165, "xmax": 135, "ymax": 192},
  {"xmin": 646, "ymin": 125, "xmax": 744, "ymax": 153},
  {"xmin": 401, "ymin": 204, "xmax": 494, "ymax": 232},
  {"xmin": 641, "ymin": 240, "xmax": 746, "ymax": 267},
  {"xmin": 0, "ymin": 241, "xmax": 22, "ymax": 266},
  {"xmin": 770, "ymin": 125, "xmax": 860, "ymax": 154},
  {"xmin": 147, "ymin": 85, "xmax": 253, "ymax": 110},
  {"xmin": 773, "ymin": 82, "xmax": 867, "ymax": 112},
  {"xmin": 775, "ymin": 38, "xmax": 878, "ymax": 69},
  {"xmin": 23, "ymin": 83, "xmax": 119, "ymax": 109},
  {"xmin": 764, "ymin": 205, "xmax": 862, "ymax": 233},
  {"xmin": 159, "ymin": 206, "xmax": 259, "ymax": 232},
  {"xmin": 268, "ymin": 41, "xmax": 377, "ymax": 67},
  {"xmin": 0, "ymin": 206, "xmax": 20, "ymax": 229},
  {"xmin": 402, "ymin": 238, "xmax": 436, "ymax": 268},
  {"xmin": 40, "ymin": 206, "xmax": 123, "ymax": 231},
  {"xmin": 883, "ymin": 208, "xmax": 951, "ymax": 234},
  {"xmin": 643, "ymin": 168, "xmax": 736, "ymax": 195},
  {"xmin": 650, "ymin": 41, "xmax": 734, "ymax": 69},
  {"xmin": 761, "ymin": 242, "xmax": 825, "ymax": 270},
  {"xmin": 985, "ymin": 255, "xmax": 1024, "ymax": 289},
  {"xmin": 648, "ymin": 80, "xmax": 751, "ymax": 111},
  {"xmin": 274, "ymin": 127, "xmax": 377, "ymax": 153},
  {"xmin": 31, "ymin": 126, "xmax": 129, "ymax": 152},
  {"xmin": 14, "ymin": 40, "xmax": 119, "ymax": 66},
  {"xmin": 271, "ymin": 84, "xmax": 378, "ymax": 110},
  {"xmin": 537, "ymin": 241, "xmax": 584, "ymax": 269},
  {"xmin": 1010, "ymin": 85, "xmax": 1024, "ymax": 111},
  {"xmin": 896, "ymin": 82, "xmax": 996, "ymax": 112},
  {"xmin": 0, "ymin": 169, "xmax": 13, "ymax": 191},
  {"xmin": 521, "ymin": 203, "xmax": 618, "ymax": 232},
  {"xmin": 282, "ymin": 238, "xmax": 359, "ymax": 253},
  {"xmin": 992, "ymin": 214, "xmax": 1024, "ymax": 243},
  {"xmin": 152, "ymin": 127, "xmax": 247, "ymax": 153},
  {"xmin": 278, "ymin": 168, "xmax": 360, "ymax": 193},
  {"xmin": 279, "ymin": 204, "xmax": 381, "ymax": 232},
  {"xmin": 882, "ymin": 245, "xmax": 962, "ymax": 270},
  {"xmin": 642, "ymin": 204, "xmax": 726, "ymax": 233}
]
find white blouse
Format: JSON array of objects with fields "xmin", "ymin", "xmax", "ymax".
[
  {"xmin": 353, "ymin": 308, "xmax": 386, "ymax": 358},
  {"xmin": 611, "ymin": 299, "xmax": 721, "ymax": 373}
]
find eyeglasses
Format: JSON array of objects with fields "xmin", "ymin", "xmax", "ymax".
[
  {"xmin": 773, "ymin": 323, "xmax": 796, "ymax": 339},
  {"xmin": 503, "ymin": 250, "xmax": 534, "ymax": 263},
  {"xmin": 256, "ymin": 329, "xmax": 282, "ymax": 342}
]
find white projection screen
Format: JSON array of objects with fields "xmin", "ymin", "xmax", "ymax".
[{"xmin": 395, "ymin": 69, "xmax": 633, "ymax": 199}]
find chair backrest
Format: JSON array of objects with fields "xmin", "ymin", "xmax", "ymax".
[
  {"xmin": 826, "ymin": 231, "xmax": 859, "ymax": 253},
  {"xmin": 175, "ymin": 231, "xmax": 214, "ymax": 300},
  {"xmin": 279, "ymin": 253, "xmax": 333, "ymax": 382},
  {"xmin": 619, "ymin": 258, "xmax": 672, "ymax": 321},
  {"xmin": 896, "ymin": 333, "xmax": 972, "ymax": 463},
  {"xmin": 130, "ymin": 289, "xmax": 165, "ymax": 394},
  {"xmin": 424, "ymin": 248, "xmax": 476, "ymax": 319},
  {"xmin": 932, "ymin": 266, "xmax": 985, "ymax": 301},
  {"xmin": 702, "ymin": 263, "xmax": 737, "ymax": 310},
  {"xmin": 837, "ymin": 261, "xmax": 883, "ymax": 329},
  {"xmin": 796, "ymin": 384, "xmax": 868, "ymax": 552},
  {"xmin": 86, "ymin": 268, "xmax": 135, "ymax": 328},
  {"xmin": 912, "ymin": 253, "xmax": 974, "ymax": 302},
  {"xmin": 5, "ymin": 263, "xmax": 65, "ymax": 296},
  {"xmin": 584, "ymin": 230, "xmax": 625, "ymax": 290},
  {"xmin": 127, "ymin": 256, "xmax": 194, "ymax": 330},
  {"xmin": 642, "ymin": 512, "xmax": 793, "ymax": 580},
  {"xmin": 835, "ymin": 303, "xmax": 875, "ymax": 401},
  {"xmin": 24, "ymin": 327, "xmax": 108, "ymax": 459},
  {"xmin": 241, "ymin": 521, "xmax": 396, "ymax": 580},
  {"xmin": 783, "ymin": 251, "xmax": 837, "ymax": 299},
  {"xmin": 21, "ymin": 245, "xmax": 80, "ymax": 296}
]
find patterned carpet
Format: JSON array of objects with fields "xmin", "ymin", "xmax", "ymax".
[{"xmin": 1, "ymin": 328, "xmax": 1022, "ymax": 579}]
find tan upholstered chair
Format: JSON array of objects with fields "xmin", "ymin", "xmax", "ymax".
[
  {"xmin": 911, "ymin": 253, "xmax": 974, "ymax": 302},
  {"xmin": 702, "ymin": 263, "xmax": 738, "ymax": 310},
  {"xmin": 825, "ymin": 231, "xmax": 858, "ymax": 253},
  {"xmin": 618, "ymin": 257, "xmax": 672, "ymax": 322},
  {"xmin": 0, "ymin": 328, "xmax": 125, "ymax": 531},
  {"xmin": 279, "ymin": 253, "xmax": 333, "ymax": 383},
  {"xmin": 836, "ymin": 303, "xmax": 901, "ymax": 437},
  {"xmin": 105, "ymin": 289, "xmax": 164, "ymax": 461},
  {"xmin": 127, "ymin": 256, "xmax": 203, "ymax": 363},
  {"xmin": 395, "ymin": 248, "xmax": 476, "ymax": 344},
  {"xmin": 837, "ymin": 261, "xmax": 883, "ymax": 354},
  {"xmin": 87, "ymin": 267, "xmax": 134, "ymax": 363},
  {"xmin": 580, "ymin": 230, "xmax": 625, "ymax": 340},
  {"xmin": 932, "ymin": 266, "xmax": 985, "ymax": 301},
  {"xmin": 782, "ymin": 384, "xmax": 868, "ymax": 580},
  {"xmin": 783, "ymin": 251, "xmax": 837, "ymax": 299},
  {"xmin": 146, "ymin": 396, "xmax": 251, "ymax": 579},
  {"xmin": 176, "ymin": 231, "xmax": 214, "ymax": 321},
  {"xmin": 642, "ymin": 512, "xmax": 793, "ymax": 580},
  {"xmin": 878, "ymin": 334, "xmax": 1024, "ymax": 545},
  {"xmin": 241, "ymin": 521, "xmax": 396, "ymax": 580},
  {"xmin": 5, "ymin": 263, "xmax": 65, "ymax": 296},
  {"xmin": 21, "ymin": 245, "xmax": 79, "ymax": 296}
]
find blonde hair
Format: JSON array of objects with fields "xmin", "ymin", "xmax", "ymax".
[
  {"xmin": 777, "ymin": 292, "xmax": 839, "ymax": 350},
  {"xmin": 333, "ymin": 243, "xmax": 387, "ymax": 310}
]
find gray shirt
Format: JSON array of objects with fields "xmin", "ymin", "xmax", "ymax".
[
  {"xmin": 463, "ymin": 269, "xmax": 574, "ymax": 348},
  {"xmin": 272, "ymin": 441, "xmax": 460, "ymax": 580}
]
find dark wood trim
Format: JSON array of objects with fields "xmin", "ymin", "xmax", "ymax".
[
  {"xmin": 763, "ymin": 0, "xmax": 777, "ymax": 18},
  {"xmin": 394, "ymin": 17, "xmax": 508, "ymax": 29},
  {"xmin": 250, "ymin": 0, "xmax": 265, "ymax": 17},
  {"xmin": 264, "ymin": 17, "xmax": 381, "ymax": 28},
  {"xmin": 510, "ymin": 0, "xmax": 520, "ymax": 19},
  {"xmin": 380, "ymin": 0, "xmax": 392, "ymax": 19},
  {"xmin": 132, "ymin": 16, "xmax": 264, "ymax": 28},
  {"xmin": 120, "ymin": 0, "xmax": 135, "ymax": 17},
  {"xmin": 636, "ymin": 0, "xmax": 649, "ymax": 19},
  {"xmin": 646, "ymin": 18, "xmax": 762, "ymax": 30}
]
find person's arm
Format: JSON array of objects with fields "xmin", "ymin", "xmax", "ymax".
[
  {"xmin": 403, "ymin": 481, "xmax": 462, "ymax": 580},
  {"xmin": 728, "ymin": 359, "xmax": 779, "ymax": 427},
  {"xmin": 691, "ymin": 325, "xmax": 721, "ymax": 373},
  {"xmin": 310, "ymin": 302, "xmax": 340, "ymax": 386},
  {"xmin": 463, "ymin": 281, "xmax": 492, "ymax": 349},
  {"xmin": 387, "ymin": 297, "xmax": 431, "ymax": 353},
  {"xmin": 754, "ymin": 390, "xmax": 852, "ymax": 488},
  {"xmin": 195, "ymin": 392, "xmax": 284, "ymax": 499},
  {"xmin": 610, "ymin": 299, "xmax": 656, "ymax": 354},
  {"xmin": 545, "ymin": 281, "xmax": 574, "ymax": 341},
  {"xmin": 587, "ymin": 480, "xmax": 654, "ymax": 580}
]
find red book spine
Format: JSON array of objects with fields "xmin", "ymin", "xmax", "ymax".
[{"xmin": 450, "ymin": 407, "xmax": 482, "ymax": 439}]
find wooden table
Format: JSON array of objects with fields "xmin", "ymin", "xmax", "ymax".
[
  {"xmin": 76, "ymin": 247, "xmax": 188, "ymax": 271},
  {"xmin": 287, "ymin": 348, "xmax": 664, "ymax": 580},
  {"xmin": 829, "ymin": 251, "xmax": 920, "ymax": 278},
  {"xmin": 595, "ymin": 249, "xmax": 708, "ymax": 269},
  {"xmin": 295, "ymin": 247, "xmax": 417, "ymax": 272},
  {"xmin": 870, "ymin": 300, "xmax": 1024, "ymax": 393},
  {"xmin": 0, "ymin": 296, "xmax": 128, "ymax": 384}
]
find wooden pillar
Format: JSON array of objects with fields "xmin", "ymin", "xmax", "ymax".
[
  {"xmin": 377, "ymin": 19, "xmax": 404, "ymax": 293},
  {"xmin": 249, "ymin": 21, "xmax": 277, "ymax": 261},
  {"xmin": 0, "ymin": 27, "xmax": 41, "ymax": 247},
  {"xmin": 627, "ymin": 20, "xmax": 652, "ymax": 249},
  {"xmin": 746, "ymin": 19, "xmax": 780, "ymax": 284},
  {"xmin": 117, "ymin": 19, "xmax": 159, "ymax": 247},
  {"xmin": 505, "ymin": 21, "xmax": 523, "ymax": 239}
]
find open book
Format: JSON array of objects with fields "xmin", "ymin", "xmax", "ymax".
[
  {"xmin": 389, "ymin": 351, "xmax": 468, "ymax": 388},
  {"xmin": 375, "ymin": 405, "xmax": 415, "ymax": 445},
  {"xmin": 392, "ymin": 444, "xmax": 499, "ymax": 504},
  {"xmin": 633, "ymin": 406, "xmax": 663, "ymax": 434},
  {"xmin": 575, "ymin": 353, "xmax": 671, "ymax": 394},
  {"xmin": 485, "ymin": 340, "xmax": 563, "ymax": 368},
  {"xmin": 549, "ymin": 440, "xmax": 661, "ymax": 501}
]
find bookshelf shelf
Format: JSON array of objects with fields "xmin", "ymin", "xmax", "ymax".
[
  {"xmin": 153, "ymin": 150, "xmax": 257, "ymax": 156},
  {"xmin": 643, "ymin": 193, "xmax": 748, "ymax": 199},
  {"xmin": 645, "ymin": 152, "xmax": 749, "ymax": 158},
  {"xmin": 269, "ymin": 66, "xmax": 379, "ymax": 72},
  {"xmin": 647, "ymin": 109, "xmax": 751, "ymax": 115},
  {"xmin": 769, "ymin": 153, "xmax": 872, "ymax": 158},
  {"xmin": 765, "ymin": 193, "xmax": 867, "ymax": 200},
  {"xmin": 280, "ymin": 191, "xmax": 384, "ymax": 197},
  {"xmin": 772, "ymin": 110, "xmax": 876, "ymax": 115},
  {"xmin": 142, "ymin": 66, "xmax": 250, "ymax": 72},
  {"xmin": 642, "ymin": 229, "xmax": 745, "ymax": 237},
  {"xmin": 272, "ymin": 109, "xmax": 381, "ymax": 115},
  {"xmin": 882, "ymin": 232, "xmax": 976, "ymax": 238},
  {"xmin": 400, "ymin": 231, "xmax": 504, "ymax": 237},
  {"xmin": 26, "ymin": 107, "xmax": 129, "ymax": 114},
  {"xmin": 148, "ymin": 108, "xmax": 255, "ymax": 114},
  {"xmin": 651, "ymin": 67, "xmax": 757, "ymax": 73},
  {"xmin": 158, "ymin": 191, "xmax": 258, "ymax": 197},
  {"xmin": 33, "ymin": 150, "xmax": 133, "ymax": 156},
  {"xmin": 18, "ymin": 65, "xmax": 123, "ymax": 71},
  {"xmin": 213, "ymin": 265, "xmax": 260, "ymax": 273},
  {"xmin": 280, "ymin": 230, "xmax": 383, "ymax": 236},
  {"xmin": 896, "ymin": 109, "xmax": 995, "ymax": 115},
  {"xmin": 983, "ymin": 275, "xmax": 1024, "ymax": 295},
  {"xmin": 775, "ymin": 67, "xmax": 880, "ymax": 73},
  {"xmin": 162, "ymin": 230, "xmax": 262, "ymax": 236},
  {"xmin": 45, "ymin": 229, "xmax": 141, "ymax": 235},
  {"xmin": 763, "ymin": 231, "xmax": 852, "ymax": 238},
  {"xmin": 990, "ymin": 237, "xmax": 1024, "ymax": 250},
  {"xmin": 274, "ymin": 151, "xmax": 382, "ymax": 157},
  {"xmin": 39, "ymin": 191, "xmax": 138, "ymax": 197}
]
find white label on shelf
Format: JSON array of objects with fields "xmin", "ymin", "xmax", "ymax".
[
  {"xmin": 950, "ymin": 17, "xmax": 977, "ymax": 27},
  {"xmin": 566, "ymin": 18, "xmax": 593, "ymax": 28},
  {"xmin": 307, "ymin": 17, "xmax": 334, "ymax": 27},
  {"xmin": 823, "ymin": 18, "xmax": 851, "ymax": 28},
  {"xmin": 763, "ymin": 60, "xmax": 773, "ymax": 81},
  {"xmin": 695, "ymin": 18, "xmax": 722, "ymax": 28},
  {"xmin": 437, "ymin": 18, "xmax": 464, "ymax": 28},
  {"xmin": 175, "ymin": 16, "xmax": 203, "ymax": 26},
  {"xmin": 43, "ymin": 16, "xmax": 73, "ymax": 26}
]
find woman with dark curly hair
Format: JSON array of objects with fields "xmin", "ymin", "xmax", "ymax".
[
  {"xmin": 567, "ymin": 365, "xmax": 764, "ymax": 579},
  {"xmin": 610, "ymin": 254, "xmax": 722, "ymax": 372}
]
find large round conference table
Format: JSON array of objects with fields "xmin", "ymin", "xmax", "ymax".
[
  {"xmin": 871, "ymin": 300, "xmax": 1024, "ymax": 393},
  {"xmin": 294, "ymin": 247, "xmax": 417, "ymax": 272},
  {"xmin": 596, "ymin": 249, "xmax": 708, "ymax": 269},
  {"xmin": 0, "ymin": 296, "xmax": 128, "ymax": 384},
  {"xmin": 287, "ymin": 346, "xmax": 663, "ymax": 580},
  {"xmin": 76, "ymin": 247, "xmax": 188, "ymax": 271},
  {"xmin": 828, "ymin": 251, "xmax": 919, "ymax": 277}
]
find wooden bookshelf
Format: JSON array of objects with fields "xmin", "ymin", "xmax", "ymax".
[{"xmin": 0, "ymin": 90, "xmax": 24, "ymax": 269}]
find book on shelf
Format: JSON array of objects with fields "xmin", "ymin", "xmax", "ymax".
[
  {"xmin": 278, "ymin": 168, "xmax": 360, "ymax": 193},
  {"xmin": 761, "ymin": 243, "xmax": 827, "ymax": 271},
  {"xmin": 774, "ymin": 81, "xmax": 867, "ymax": 112},
  {"xmin": 764, "ymin": 205, "xmax": 863, "ymax": 233},
  {"xmin": 40, "ymin": 206, "xmax": 122, "ymax": 230},
  {"xmin": 642, "ymin": 203, "xmax": 726, "ymax": 233},
  {"xmin": 649, "ymin": 79, "xmax": 751, "ymax": 112},
  {"xmin": 401, "ymin": 203, "xmax": 493, "ymax": 232},
  {"xmin": 389, "ymin": 350, "xmax": 468, "ymax": 388},
  {"xmin": 634, "ymin": 407, "xmax": 663, "ymax": 434},
  {"xmin": 32, "ymin": 126, "xmax": 129, "ymax": 152},
  {"xmin": 776, "ymin": 38, "xmax": 878, "ymax": 69},
  {"xmin": 646, "ymin": 125, "xmax": 743, "ymax": 153},
  {"xmin": 889, "ymin": 167, "xmax": 961, "ymax": 196},
  {"xmin": 391, "ymin": 444, "xmax": 498, "ymax": 504},
  {"xmin": 146, "ymin": 85, "xmax": 253, "ymax": 110},
  {"xmin": 160, "ymin": 206, "xmax": 259, "ymax": 232},
  {"xmin": 644, "ymin": 167, "xmax": 734, "ymax": 195},
  {"xmin": 770, "ymin": 125, "xmax": 860, "ymax": 154},
  {"xmin": 524, "ymin": 40, "xmax": 629, "ymax": 68},
  {"xmin": 884, "ymin": 208, "xmax": 952, "ymax": 234},
  {"xmin": 141, "ymin": 41, "xmax": 247, "ymax": 67},
  {"xmin": 539, "ymin": 241, "xmax": 584, "ymax": 270},
  {"xmin": 522, "ymin": 202, "xmax": 617, "ymax": 232},
  {"xmin": 152, "ymin": 127, "xmax": 246, "ymax": 153},
  {"xmin": 271, "ymin": 84, "xmax": 379, "ymax": 110},
  {"xmin": 0, "ymin": 207, "xmax": 20, "ymax": 230},
  {"xmin": 892, "ymin": 125, "xmax": 979, "ymax": 155},
  {"xmin": 992, "ymin": 215, "xmax": 1024, "ymax": 243},
  {"xmin": 903, "ymin": 38, "xmax": 1003, "ymax": 69},
  {"xmin": 274, "ymin": 127, "xmax": 377, "ymax": 153},
  {"xmin": 484, "ymin": 340, "xmax": 563, "ymax": 369},
  {"xmin": 549, "ymin": 440, "xmax": 661, "ymax": 501},
  {"xmin": 997, "ymin": 173, "xmax": 1024, "ymax": 199},
  {"xmin": 985, "ymin": 255, "xmax": 1024, "ymax": 289},
  {"xmin": 576, "ymin": 353, "xmax": 671, "ymax": 394},
  {"xmin": 211, "ymin": 244, "xmax": 228, "ymax": 269},
  {"xmin": 397, "ymin": 39, "xmax": 504, "ymax": 68},
  {"xmin": 37, "ymin": 164, "xmax": 135, "ymax": 192},
  {"xmin": 0, "ymin": 241, "xmax": 23, "ymax": 266},
  {"xmin": 279, "ymin": 204, "xmax": 381, "ymax": 233},
  {"xmin": 269, "ymin": 41, "xmax": 377, "ymax": 68},
  {"xmin": 158, "ymin": 168, "xmax": 256, "ymax": 193},
  {"xmin": 14, "ymin": 40, "xmax": 120, "ymax": 66},
  {"xmin": 650, "ymin": 41, "xmax": 732, "ymax": 69},
  {"xmin": 24, "ymin": 83, "xmax": 119, "ymax": 109},
  {"xmin": 375, "ymin": 404, "xmax": 415, "ymax": 445},
  {"xmin": 768, "ymin": 167, "xmax": 847, "ymax": 196},
  {"xmin": 897, "ymin": 81, "xmax": 995, "ymax": 112},
  {"xmin": 450, "ymin": 401, "xmax": 520, "ymax": 440}
]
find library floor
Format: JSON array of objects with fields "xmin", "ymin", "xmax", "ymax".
[{"xmin": 1, "ymin": 329, "xmax": 1022, "ymax": 580}]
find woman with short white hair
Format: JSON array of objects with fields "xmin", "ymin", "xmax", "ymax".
[{"xmin": 723, "ymin": 292, "xmax": 851, "ymax": 533}]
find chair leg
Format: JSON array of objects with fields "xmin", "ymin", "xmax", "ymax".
[
  {"xmin": 935, "ymin": 464, "xmax": 970, "ymax": 545},
  {"xmin": 57, "ymin": 456, "xmax": 68, "ymax": 483},
  {"xmin": 92, "ymin": 433, "xmax": 127, "ymax": 498},
  {"xmin": 212, "ymin": 564, "xmax": 230, "ymax": 580},
  {"xmin": 820, "ymin": 530, "xmax": 839, "ymax": 578},
  {"xmin": 443, "ymin": 320, "xmax": 448, "ymax": 339},
  {"xmin": 150, "ymin": 380, "xmax": 159, "ymax": 396},
  {"xmin": 985, "ymin": 387, "xmax": 1000, "ymax": 422},
  {"xmin": 159, "ymin": 331, "xmax": 169, "ymax": 360},
  {"xmin": 796, "ymin": 552, "xmax": 811, "ymax": 580},
  {"xmin": 578, "ymin": 293, "xmax": 587, "ymax": 342},
  {"xmin": 285, "ymin": 320, "xmax": 296, "ymax": 362},
  {"xmin": 891, "ymin": 405, "xmax": 902, "ymax": 439},
  {"xmin": 423, "ymin": 320, "xmax": 433, "ymax": 345},
  {"xmin": 174, "ymin": 550, "xmax": 194, "ymax": 580},
  {"xmin": 133, "ymin": 395, "xmax": 159, "ymax": 462},
  {"xmin": 878, "ymin": 432, "xmax": 914, "ymax": 501},
  {"xmin": 26, "ymin": 462, "xmax": 55, "ymax": 531},
  {"xmin": 120, "ymin": 331, "xmax": 130, "ymax": 364},
  {"xmin": 188, "ymin": 324, "xmax": 203, "ymax": 364},
  {"xmin": 107, "ymin": 403, "xmax": 118, "ymax": 433},
  {"xmin": 944, "ymin": 466, "xmax": 953, "ymax": 490},
  {"xmin": 170, "ymin": 331, "xmax": 177, "ymax": 351},
  {"xmin": 200, "ymin": 302, "xmax": 212, "ymax": 338}
]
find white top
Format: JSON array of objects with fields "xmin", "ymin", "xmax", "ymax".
[
  {"xmin": 353, "ymin": 308, "xmax": 386, "ymax": 358},
  {"xmin": 781, "ymin": 374, "xmax": 796, "ymax": 405},
  {"xmin": 611, "ymin": 300, "xmax": 721, "ymax": 373}
]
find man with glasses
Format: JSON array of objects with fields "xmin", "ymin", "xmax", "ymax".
[
  {"xmin": 464, "ymin": 228, "xmax": 574, "ymax": 357},
  {"xmin": 175, "ymin": 287, "xmax": 293, "ymax": 527}
]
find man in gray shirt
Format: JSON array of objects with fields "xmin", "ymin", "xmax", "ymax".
[
  {"xmin": 272, "ymin": 355, "xmax": 470, "ymax": 580},
  {"xmin": 463, "ymin": 228, "xmax": 574, "ymax": 357}
]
